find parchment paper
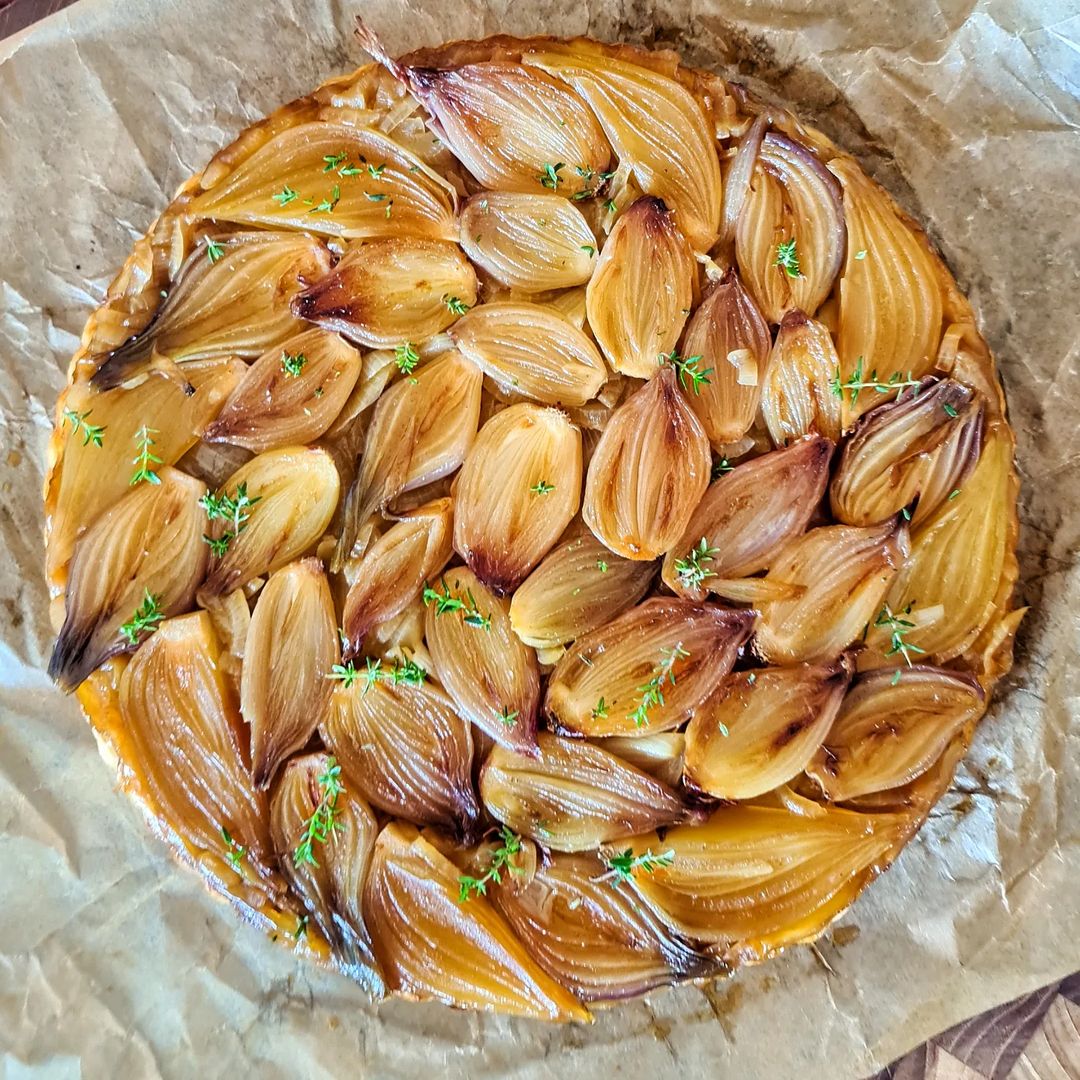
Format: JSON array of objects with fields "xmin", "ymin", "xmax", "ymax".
[{"xmin": 0, "ymin": 1, "xmax": 1077, "ymax": 1077}]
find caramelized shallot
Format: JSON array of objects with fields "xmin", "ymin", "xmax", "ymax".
[
  {"xmin": 806, "ymin": 666, "xmax": 985, "ymax": 802},
  {"xmin": 454, "ymin": 404, "xmax": 582, "ymax": 593},
  {"xmin": 545, "ymin": 597, "xmax": 755, "ymax": 737},
  {"xmin": 678, "ymin": 268, "xmax": 772, "ymax": 446},
  {"xmin": 341, "ymin": 499, "xmax": 454, "ymax": 655},
  {"xmin": 270, "ymin": 753, "xmax": 384, "ymax": 995},
  {"xmin": 202, "ymin": 328, "xmax": 362, "ymax": 452},
  {"xmin": 583, "ymin": 367, "xmax": 711, "ymax": 560},
  {"xmin": 198, "ymin": 446, "xmax": 340, "ymax": 601},
  {"xmin": 322, "ymin": 678, "xmax": 480, "ymax": 838},
  {"xmin": 684, "ymin": 657, "xmax": 853, "ymax": 800},
  {"xmin": 425, "ymin": 566, "xmax": 541, "ymax": 756},
  {"xmin": 480, "ymin": 733, "xmax": 687, "ymax": 852},
  {"xmin": 49, "ymin": 467, "xmax": 208, "ymax": 691},
  {"xmin": 754, "ymin": 519, "xmax": 910, "ymax": 664},
  {"xmin": 292, "ymin": 238, "xmax": 477, "ymax": 349},
  {"xmin": 509, "ymin": 532, "xmax": 655, "ymax": 650},
  {"xmin": 459, "ymin": 192, "xmax": 597, "ymax": 292},
  {"xmin": 242, "ymin": 559, "xmax": 338, "ymax": 788},
  {"xmin": 363, "ymin": 822, "xmax": 590, "ymax": 1020},
  {"xmin": 662, "ymin": 435, "xmax": 833, "ymax": 600},
  {"xmin": 450, "ymin": 302, "xmax": 607, "ymax": 406}
]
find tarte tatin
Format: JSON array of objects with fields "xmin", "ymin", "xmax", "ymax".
[{"xmin": 43, "ymin": 22, "xmax": 1022, "ymax": 1020}]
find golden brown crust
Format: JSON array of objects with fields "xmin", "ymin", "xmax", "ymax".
[{"xmin": 45, "ymin": 32, "xmax": 1022, "ymax": 1007}]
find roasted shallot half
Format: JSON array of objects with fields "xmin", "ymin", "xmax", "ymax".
[
  {"xmin": 684, "ymin": 656, "xmax": 853, "ymax": 800},
  {"xmin": 241, "ymin": 559, "xmax": 339, "ymax": 789},
  {"xmin": 49, "ymin": 467, "xmax": 208, "ymax": 691},
  {"xmin": 453, "ymin": 404, "xmax": 582, "ymax": 594},
  {"xmin": 585, "ymin": 197, "xmax": 697, "ymax": 379},
  {"xmin": 270, "ymin": 752, "xmax": 384, "ymax": 996},
  {"xmin": 480, "ymin": 733, "xmax": 688, "ymax": 852},
  {"xmin": 545, "ymin": 597, "xmax": 755, "ymax": 737},
  {"xmin": 363, "ymin": 822, "xmax": 590, "ymax": 1021},
  {"xmin": 584, "ymin": 367, "xmax": 711, "ymax": 560},
  {"xmin": 662, "ymin": 435, "xmax": 833, "ymax": 602},
  {"xmin": 806, "ymin": 666, "xmax": 985, "ymax": 802}
]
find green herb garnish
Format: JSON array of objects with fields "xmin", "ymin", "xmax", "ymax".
[
  {"xmin": 457, "ymin": 826, "xmax": 524, "ymax": 901},
  {"xmin": 62, "ymin": 408, "xmax": 105, "ymax": 447},
  {"xmin": 119, "ymin": 588, "xmax": 164, "ymax": 645},
  {"xmin": 293, "ymin": 757, "xmax": 345, "ymax": 867},
  {"xmin": 129, "ymin": 425, "xmax": 162, "ymax": 486}
]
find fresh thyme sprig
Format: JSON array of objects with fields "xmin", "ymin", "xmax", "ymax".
[
  {"xmin": 443, "ymin": 294, "xmax": 470, "ymax": 315},
  {"xmin": 422, "ymin": 577, "xmax": 491, "ymax": 630},
  {"xmin": 591, "ymin": 697, "xmax": 608, "ymax": 720},
  {"xmin": 674, "ymin": 537, "xmax": 719, "ymax": 591},
  {"xmin": 272, "ymin": 185, "xmax": 299, "ymax": 206},
  {"xmin": 457, "ymin": 826, "xmax": 524, "ymax": 901},
  {"xmin": 309, "ymin": 184, "xmax": 341, "ymax": 214},
  {"xmin": 293, "ymin": 758, "xmax": 345, "ymax": 868},
  {"xmin": 712, "ymin": 457, "xmax": 733, "ymax": 479},
  {"xmin": 62, "ymin": 407, "xmax": 105, "ymax": 447},
  {"xmin": 774, "ymin": 237, "xmax": 800, "ymax": 278},
  {"xmin": 538, "ymin": 162, "xmax": 565, "ymax": 189},
  {"xmin": 829, "ymin": 357, "xmax": 922, "ymax": 408},
  {"xmin": 129, "ymin": 425, "xmax": 162, "ymax": 486},
  {"xmin": 119, "ymin": 588, "xmax": 164, "ymax": 645},
  {"xmin": 205, "ymin": 237, "xmax": 225, "ymax": 263},
  {"xmin": 199, "ymin": 481, "xmax": 261, "ymax": 556},
  {"xmin": 497, "ymin": 706, "xmax": 519, "ymax": 728},
  {"xmin": 281, "ymin": 351, "xmax": 307, "ymax": 377},
  {"xmin": 595, "ymin": 847, "xmax": 675, "ymax": 888},
  {"xmin": 659, "ymin": 349, "xmax": 713, "ymax": 395},
  {"xmin": 627, "ymin": 643, "xmax": 689, "ymax": 727},
  {"xmin": 395, "ymin": 341, "xmax": 420, "ymax": 375},
  {"xmin": 530, "ymin": 480, "xmax": 555, "ymax": 496},
  {"xmin": 571, "ymin": 165, "xmax": 616, "ymax": 200},
  {"xmin": 875, "ymin": 601, "xmax": 927, "ymax": 684},
  {"xmin": 221, "ymin": 826, "xmax": 247, "ymax": 870},
  {"xmin": 330, "ymin": 656, "xmax": 428, "ymax": 693}
]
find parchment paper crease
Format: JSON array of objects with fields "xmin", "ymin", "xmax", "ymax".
[{"xmin": 0, "ymin": 1, "xmax": 1077, "ymax": 1077}]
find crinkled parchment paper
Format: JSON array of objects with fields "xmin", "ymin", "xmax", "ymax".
[{"xmin": 0, "ymin": 0, "xmax": 1077, "ymax": 1076}]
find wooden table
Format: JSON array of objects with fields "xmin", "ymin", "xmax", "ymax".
[{"xmin": 3, "ymin": 0, "xmax": 1076, "ymax": 1076}]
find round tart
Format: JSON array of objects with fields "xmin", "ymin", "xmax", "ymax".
[{"xmin": 43, "ymin": 23, "xmax": 1022, "ymax": 1021}]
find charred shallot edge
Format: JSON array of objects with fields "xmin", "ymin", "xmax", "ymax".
[
  {"xmin": 545, "ymin": 597, "xmax": 755, "ymax": 737},
  {"xmin": 662, "ymin": 434, "xmax": 833, "ymax": 601},
  {"xmin": 291, "ymin": 237, "xmax": 477, "ymax": 349},
  {"xmin": 363, "ymin": 821, "xmax": 592, "ymax": 1021},
  {"xmin": 583, "ymin": 366, "xmax": 711, "ymax": 561},
  {"xmin": 270, "ymin": 752, "xmax": 385, "ymax": 996},
  {"xmin": 49, "ymin": 467, "xmax": 208, "ymax": 692},
  {"xmin": 480, "ymin": 732, "xmax": 689, "ymax": 852},
  {"xmin": 806, "ymin": 665, "xmax": 985, "ymax": 802},
  {"xmin": 91, "ymin": 231, "xmax": 332, "ymax": 390},
  {"xmin": 321, "ymin": 677, "xmax": 481, "ymax": 839}
]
